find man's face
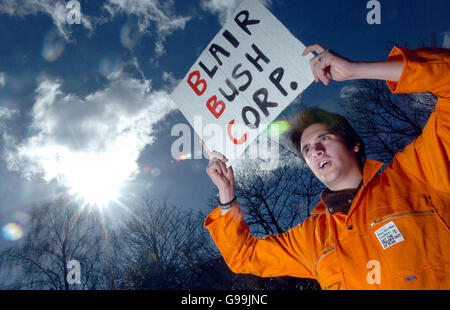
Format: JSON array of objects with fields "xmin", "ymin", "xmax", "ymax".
[{"xmin": 300, "ymin": 123, "xmax": 361, "ymax": 190}]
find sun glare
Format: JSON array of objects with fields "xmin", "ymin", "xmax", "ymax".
[{"xmin": 62, "ymin": 152, "xmax": 128, "ymax": 207}]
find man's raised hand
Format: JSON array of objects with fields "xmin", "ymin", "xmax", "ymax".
[
  {"xmin": 302, "ymin": 43, "xmax": 355, "ymax": 85},
  {"xmin": 202, "ymin": 140, "xmax": 235, "ymax": 204}
]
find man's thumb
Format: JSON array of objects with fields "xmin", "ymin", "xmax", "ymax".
[{"xmin": 226, "ymin": 166, "xmax": 234, "ymax": 179}]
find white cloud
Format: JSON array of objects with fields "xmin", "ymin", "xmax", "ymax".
[
  {"xmin": 161, "ymin": 71, "xmax": 179, "ymax": 92},
  {"xmin": 0, "ymin": 0, "xmax": 93, "ymax": 40},
  {"xmin": 0, "ymin": 106, "xmax": 19, "ymax": 120},
  {"xmin": 201, "ymin": 0, "xmax": 272, "ymax": 26},
  {"xmin": 0, "ymin": 106, "xmax": 20, "ymax": 151},
  {"xmin": 4, "ymin": 74, "xmax": 176, "ymax": 193},
  {"xmin": 105, "ymin": 0, "xmax": 191, "ymax": 58},
  {"xmin": 0, "ymin": 0, "xmax": 191, "ymax": 58},
  {"xmin": 0, "ymin": 72, "xmax": 5, "ymax": 88}
]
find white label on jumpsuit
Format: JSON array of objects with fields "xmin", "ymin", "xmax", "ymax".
[{"xmin": 375, "ymin": 221, "xmax": 405, "ymax": 250}]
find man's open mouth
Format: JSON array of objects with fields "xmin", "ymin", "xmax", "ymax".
[{"xmin": 318, "ymin": 160, "xmax": 331, "ymax": 170}]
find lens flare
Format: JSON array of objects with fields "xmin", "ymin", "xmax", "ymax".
[
  {"xmin": 2, "ymin": 223, "xmax": 24, "ymax": 241},
  {"xmin": 99, "ymin": 55, "xmax": 122, "ymax": 79},
  {"xmin": 0, "ymin": 72, "xmax": 6, "ymax": 88},
  {"xmin": 150, "ymin": 168, "xmax": 160, "ymax": 177},
  {"xmin": 41, "ymin": 28, "xmax": 65, "ymax": 62},
  {"xmin": 12, "ymin": 212, "xmax": 30, "ymax": 226},
  {"xmin": 264, "ymin": 120, "xmax": 291, "ymax": 137},
  {"xmin": 176, "ymin": 153, "xmax": 192, "ymax": 162},
  {"xmin": 148, "ymin": 253, "xmax": 158, "ymax": 263},
  {"xmin": 120, "ymin": 22, "xmax": 141, "ymax": 49}
]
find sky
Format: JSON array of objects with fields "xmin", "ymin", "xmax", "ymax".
[{"xmin": 0, "ymin": 0, "xmax": 448, "ymax": 248}]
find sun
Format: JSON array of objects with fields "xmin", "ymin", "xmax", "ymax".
[{"xmin": 62, "ymin": 152, "xmax": 127, "ymax": 207}]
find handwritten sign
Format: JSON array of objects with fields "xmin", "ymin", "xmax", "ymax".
[{"xmin": 171, "ymin": 0, "xmax": 314, "ymax": 162}]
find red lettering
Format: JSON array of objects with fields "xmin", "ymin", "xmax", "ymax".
[
  {"xmin": 187, "ymin": 70, "xmax": 207, "ymax": 96},
  {"xmin": 227, "ymin": 119, "xmax": 247, "ymax": 145},
  {"xmin": 207, "ymin": 95, "xmax": 226, "ymax": 119}
]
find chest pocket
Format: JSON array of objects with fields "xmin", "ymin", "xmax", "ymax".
[
  {"xmin": 314, "ymin": 246, "xmax": 345, "ymax": 290},
  {"xmin": 369, "ymin": 207, "xmax": 450, "ymax": 280}
]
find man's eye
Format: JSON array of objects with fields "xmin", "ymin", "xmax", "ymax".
[
  {"xmin": 320, "ymin": 136, "xmax": 329, "ymax": 143},
  {"xmin": 304, "ymin": 146, "xmax": 312, "ymax": 155}
]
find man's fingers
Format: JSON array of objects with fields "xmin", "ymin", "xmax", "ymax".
[
  {"xmin": 201, "ymin": 139, "xmax": 228, "ymax": 162},
  {"xmin": 317, "ymin": 61, "xmax": 330, "ymax": 85},
  {"xmin": 302, "ymin": 43, "xmax": 326, "ymax": 56},
  {"xmin": 212, "ymin": 151, "xmax": 228, "ymax": 162},
  {"xmin": 309, "ymin": 51, "xmax": 331, "ymax": 85},
  {"xmin": 206, "ymin": 161, "xmax": 221, "ymax": 179},
  {"xmin": 310, "ymin": 54, "xmax": 324, "ymax": 83},
  {"xmin": 218, "ymin": 158, "xmax": 230, "ymax": 176},
  {"xmin": 226, "ymin": 165, "xmax": 234, "ymax": 180},
  {"xmin": 200, "ymin": 139, "xmax": 213, "ymax": 158},
  {"xmin": 309, "ymin": 54, "xmax": 322, "ymax": 82},
  {"xmin": 303, "ymin": 44, "xmax": 331, "ymax": 85},
  {"xmin": 207, "ymin": 158, "xmax": 227, "ymax": 177},
  {"xmin": 309, "ymin": 60, "xmax": 319, "ymax": 83}
]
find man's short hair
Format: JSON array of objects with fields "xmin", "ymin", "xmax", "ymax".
[{"xmin": 289, "ymin": 107, "xmax": 366, "ymax": 169}]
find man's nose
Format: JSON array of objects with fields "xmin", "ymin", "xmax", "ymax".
[{"xmin": 312, "ymin": 143, "xmax": 325, "ymax": 157}]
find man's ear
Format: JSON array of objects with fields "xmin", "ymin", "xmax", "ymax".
[{"xmin": 353, "ymin": 142, "xmax": 360, "ymax": 153}]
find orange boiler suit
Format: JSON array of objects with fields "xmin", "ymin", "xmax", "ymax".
[{"xmin": 204, "ymin": 46, "xmax": 450, "ymax": 289}]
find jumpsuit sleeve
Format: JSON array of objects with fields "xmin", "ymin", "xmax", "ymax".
[
  {"xmin": 204, "ymin": 204, "xmax": 315, "ymax": 279},
  {"xmin": 386, "ymin": 46, "xmax": 450, "ymax": 193}
]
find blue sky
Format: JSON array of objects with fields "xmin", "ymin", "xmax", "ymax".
[{"xmin": 0, "ymin": 0, "xmax": 448, "ymax": 248}]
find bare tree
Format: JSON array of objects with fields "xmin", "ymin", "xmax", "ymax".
[
  {"xmin": 94, "ymin": 228, "xmax": 126, "ymax": 290},
  {"xmin": 120, "ymin": 197, "xmax": 218, "ymax": 289},
  {"xmin": 339, "ymin": 39, "xmax": 439, "ymax": 163},
  {"xmin": 0, "ymin": 198, "xmax": 107, "ymax": 289},
  {"xmin": 228, "ymin": 147, "xmax": 322, "ymax": 236},
  {"xmin": 340, "ymin": 79, "xmax": 436, "ymax": 163}
]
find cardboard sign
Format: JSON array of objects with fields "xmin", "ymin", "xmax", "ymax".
[{"xmin": 171, "ymin": 0, "xmax": 314, "ymax": 162}]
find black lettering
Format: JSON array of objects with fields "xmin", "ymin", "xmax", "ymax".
[
  {"xmin": 199, "ymin": 61, "xmax": 218, "ymax": 79},
  {"xmin": 235, "ymin": 10, "xmax": 260, "ymax": 35},
  {"xmin": 219, "ymin": 79, "xmax": 239, "ymax": 102},
  {"xmin": 253, "ymin": 88, "xmax": 278, "ymax": 117},
  {"xmin": 222, "ymin": 29, "xmax": 240, "ymax": 48},
  {"xmin": 269, "ymin": 67, "xmax": 288, "ymax": 96},
  {"xmin": 242, "ymin": 106, "xmax": 260, "ymax": 129},
  {"xmin": 246, "ymin": 44, "xmax": 270, "ymax": 72},
  {"xmin": 232, "ymin": 63, "xmax": 252, "ymax": 92},
  {"xmin": 209, "ymin": 43, "xmax": 230, "ymax": 66}
]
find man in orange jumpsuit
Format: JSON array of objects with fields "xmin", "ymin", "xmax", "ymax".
[{"xmin": 203, "ymin": 43, "xmax": 450, "ymax": 289}]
